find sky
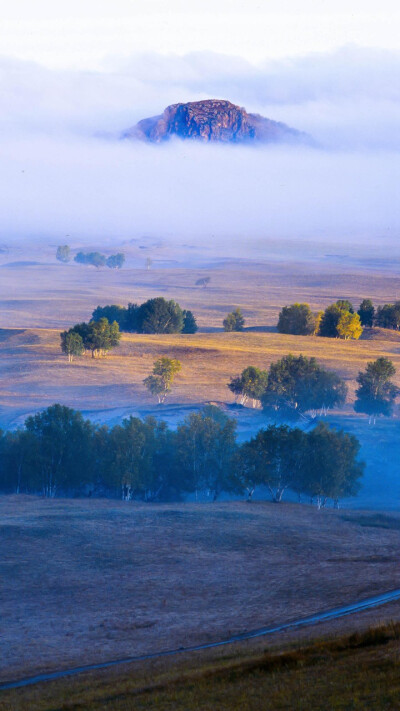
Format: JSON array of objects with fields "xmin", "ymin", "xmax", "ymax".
[
  {"xmin": 0, "ymin": 2, "xmax": 399, "ymax": 250},
  {"xmin": 1, "ymin": 0, "xmax": 399, "ymax": 69}
]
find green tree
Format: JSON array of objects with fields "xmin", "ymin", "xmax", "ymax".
[
  {"xmin": 358, "ymin": 299, "xmax": 375, "ymax": 327},
  {"xmin": 195, "ymin": 276, "xmax": 210, "ymax": 288},
  {"xmin": 56, "ymin": 245, "xmax": 71, "ymax": 263},
  {"xmin": 375, "ymin": 302, "xmax": 400, "ymax": 330},
  {"xmin": 136, "ymin": 297, "xmax": 184, "ymax": 334},
  {"xmin": 228, "ymin": 366, "xmax": 268, "ymax": 407},
  {"xmin": 335, "ymin": 299, "xmax": 354, "ymax": 313},
  {"xmin": 60, "ymin": 330, "xmax": 84, "ymax": 362},
  {"xmin": 92, "ymin": 305, "xmax": 128, "ymax": 329},
  {"xmin": 106, "ymin": 253, "xmax": 125, "ymax": 269},
  {"xmin": 143, "ymin": 356, "xmax": 182, "ymax": 403},
  {"xmin": 354, "ymin": 357, "xmax": 398, "ymax": 423},
  {"xmin": 236, "ymin": 425, "xmax": 306, "ymax": 502},
  {"xmin": 85, "ymin": 318, "xmax": 121, "ymax": 357},
  {"xmin": 175, "ymin": 406, "xmax": 238, "ymax": 500},
  {"xmin": 277, "ymin": 303, "xmax": 316, "ymax": 335},
  {"xmin": 336, "ymin": 311, "xmax": 363, "ymax": 340},
  {"xmin": 24, "ymin": 405, "xmax": 95, "ymax": 497},
  {"xmin": 319, "ymin": 303, "xmax": 344, "ymax": 337},
  {"xmin": 74, "ymin": 251, "xmax": 106, "ymax": 268},
  {"xmin": 261, "ymin": 354, "xmax": 347, "ymax": 419},
  {"xmin": 223, "ymin": 308, "xmax": 245, "ymax": 332},
  {"xmin": 302, "ymin": 423, "xmax": 364, "ymax": 508},
  {"xmin": 182, "ymin": 310, "xmax": 198, "ymax": 334}
]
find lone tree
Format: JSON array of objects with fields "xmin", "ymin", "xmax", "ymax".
[
  {"xmin": 261, "ymin": 354, "xmax": 347, "ymax": 419},
  {"xmin": 336, "ymin": 311, "xmax": 363, "ymax": 340},
  {"xmin": 144, "ymin": 357, "xmax": 182, "ymax": 404},
  {"xmin": 106, "ymin": 253, "xmax": 125, "ymax": 269},
  {"xmin": 182, "ymin": 310, "xmax": 198, "ymax": 334},
  {"xmin": 302, "ymin": 422, "xmax": 364, "ymax": 508},
  {"xmin": 60, "ymin": 330, "xmax": 84, "ymax": 362},
  {"xmin": 277, "ymin": 303, "xmax": 317, "ymax": 335},
  {"xmin": 195, "ymin": 276, "xmax": 210, "ymax": 288},
  {"xmin": 354, "ymin": 357, "xmax": 398, "ymax": 423},
  {"xmin": 136, "ymin": 298, "xmax": 184, "ymax": 334},
  {"xmin": 56, "ymin": 245, "xmax": 71, "ymax": 263},
  {"xmin": 358, "ymin": 299, "xmax": 375, "ymax": 327},
  {"xmin": 223, "ymin": 308, "xmax": 245, "ymax": 332},
  {"xmin": 228, "ymin": 366, "xmax": 268, "ymax": 407}
]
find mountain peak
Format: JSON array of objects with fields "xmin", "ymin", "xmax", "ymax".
[{"xmin": 123, "ymin": 99, "xmax": 310, "ymax": 145}]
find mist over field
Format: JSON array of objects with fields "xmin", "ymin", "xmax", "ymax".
[{"xmin": 0, "ymin": 46, "xmax": 399, "ymax": 248}]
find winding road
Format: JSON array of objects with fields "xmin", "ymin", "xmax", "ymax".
[{"xmin": 1, "ymin": 587, "xmax": 400, "ymax": 691}]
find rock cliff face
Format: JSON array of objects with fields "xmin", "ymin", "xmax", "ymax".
[{"xmin": 123, "ymin": 99, "xmax": 309, "ymax": 144}]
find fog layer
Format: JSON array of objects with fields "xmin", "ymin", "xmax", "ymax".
[{"xmin": 0, "ymin": 47, "xmax": 399, "ymax": 248}]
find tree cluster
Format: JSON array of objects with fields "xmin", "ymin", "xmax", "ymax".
[
  {"xmin": 277, "ymin": 300, "xmax": 363, "ymax": 340},
  {"xmin": 92, "ymin": 298, "xmax": 198, "ymax": 334},
  {"xmin": 74, "ymin": 251, "xmax": 125, "ymax": 269},
  {"xmin": 0, "ymin": 404, "xmax": 364, "ymax": 508},
  {"xmin": 56, "ymin": 246, "xmax": 125, "ymax": 268},
  {"xmin": 61, "ymin": 318, "xmax": 120, "ymax": 360},
  {"xmin": 229, "ymin": 355, "xmax": 347, "ymax": 418}
]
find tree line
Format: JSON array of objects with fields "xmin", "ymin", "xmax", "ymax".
[
  {"xmin": 229, "ymin": 355, "xmax": 398, "ymax": 423},
  {"xmin": 0, "ymin": 404, "xmax": 364, "ymax": 508},
  {"xmin": 92, "ymin": 298, "xmax": 198, "ymax": 334},
  {"xmin": 56, "ymin": 245, "xmax": 125, "ymax": 269},
  {"xmin": 277, "ymin": 298, "xmax": 400, "ymax": 339}
]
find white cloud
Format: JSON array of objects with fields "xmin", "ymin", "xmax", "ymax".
[{"xmin": 0, "ymin": 47, "xmax": 399, "ymax": 248}]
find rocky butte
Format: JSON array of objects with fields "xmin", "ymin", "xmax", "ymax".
[{"xmin": 123, "ymin": 99, "xmax": 311, "ymax": 145}]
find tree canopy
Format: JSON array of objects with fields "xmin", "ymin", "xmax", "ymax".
[
  {"xmin": 136, "ymin": 298, "xmax": 184, "ymax": 334},
  {"xmin": 228, "ymin": 366, "xmax": 268, "ymax": 406},
  {"xmin": 358, "ymin": 299, "xmax": 375, "ymax": 327},
  {"xmin": 336, "ymin": 311, "xmax": 363, "ymax": 340},
  {"xmin": 277, "ymin": 303, "xmax": 317, "ymax": 335},
  {"xmin": 354, "ymin": 357, "xmax": 398, "ymax": 421},
  {"xmin": 182, "ymin": 310, "xmax": 198, "ymax": 334},
  {"xmin": 261, "ymin": 354, "xmax": 347, "ymax": 418},
  {"xmin": 62, "ymin": 318, "xmax": 120, "ymax": 359},
  {"xmin": 143, "ymin": 357, "xmax": 182, "ymax": 403},
  {"xmin": 319, "ymin": 301, "xmax": 362, "ymax": 339},
  {"xmin": 223, "ymin": 308, "xmax": 245, "ymax": 332},
  {"xmin": 56, "ymin": 245, "xmax": 71, "ymax": 263}
]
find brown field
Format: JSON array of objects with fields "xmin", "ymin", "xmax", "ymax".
[{"xmin": 1, "ymin": 496, "xmax": 400, "ymax": 686}]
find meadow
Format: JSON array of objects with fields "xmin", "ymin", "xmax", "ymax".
[{"xmin": 2, "ymin": 496, "xmax": 400, "ymax": 690}]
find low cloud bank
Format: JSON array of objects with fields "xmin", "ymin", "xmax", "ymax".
[{"xmin": 0, "ymin": 47, "xmax": 399, "ymax": 248}]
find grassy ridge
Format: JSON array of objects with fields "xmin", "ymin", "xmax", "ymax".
[{"xmin": 2, "ymin": 622, "xmax": 400, "ymax": 710}]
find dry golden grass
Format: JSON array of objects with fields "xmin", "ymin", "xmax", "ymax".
[
  {"xmin": 1, "ymin": 326, "xmax": 400, "ymax": 428},
  {"xmin": 2, "ymin": 496, "xmax": 400, "ymax": 684}
]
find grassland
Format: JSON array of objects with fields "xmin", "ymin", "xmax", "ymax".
[
  {"xmin": 1, "ymin": 497, "xmax": 400, "ymax": 687},
  {"xmin": 3, "ymin": 622, "xmax": 400, "ymax": 710},
  {"xmin": 2, "ymin": 326, "xmax": 400, "ymax": 428}
]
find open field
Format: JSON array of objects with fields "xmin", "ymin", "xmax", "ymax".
[
  {"xmin": 1, "ymin": 243, "xmax": 400, "ymax": 331},
  {"xmin": 1, "ymin": 497, "xmax": 400, "ymax": 687}
]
